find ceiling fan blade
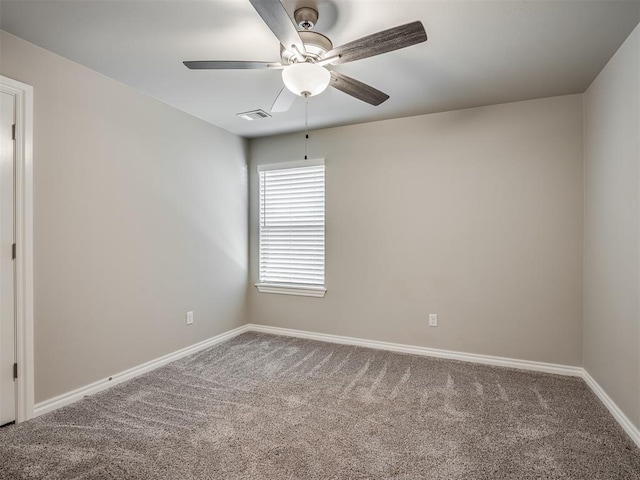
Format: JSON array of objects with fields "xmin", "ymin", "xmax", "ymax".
[
  {"xmin": 330, "ymin": 71, "xmax": 389, "ymax": 106},
  {"xmin": 249, "ymin": 0, "xmax": 306, "ymax": 56},
  {"xmin": 183, "ymin": 61, "xmax": 282, "ymax": 69},
  {"xmin": 325, "ymin": 21, "xmax": 427, "ymax": 65},
  {"xmin": 271, "ymin": 86, "xmax": 297, "ymax": 113}
]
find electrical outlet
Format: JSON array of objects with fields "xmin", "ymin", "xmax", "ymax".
[
  {"xmin": 428, "ymin": 313, "xmax": 438, "ymax": 327},
  {"xmin": 186, "ymin": 311, "xmax": 194, "ymax": 325}
]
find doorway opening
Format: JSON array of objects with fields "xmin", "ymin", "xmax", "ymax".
[{"xmin": 0, "ymin": 76, "xmax": 33, "ymax": 423}]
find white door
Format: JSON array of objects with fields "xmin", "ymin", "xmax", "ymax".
[{"xmin": 0, "ymin": 91, "xmax": 16, "ymax": 426}]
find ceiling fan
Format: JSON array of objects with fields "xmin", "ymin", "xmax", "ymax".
[{"xmin": 183, "ymin": 0, "xmax": 427, "ymax": 113}]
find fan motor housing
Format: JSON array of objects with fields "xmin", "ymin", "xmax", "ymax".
[{"xmin": 280, "ymin": 30, "xmax": 333, "ymax": 64}]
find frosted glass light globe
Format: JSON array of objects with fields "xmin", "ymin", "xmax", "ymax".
[{"xmin": 282, "ymin": 62, "xmax": 331, "ymax": 97}]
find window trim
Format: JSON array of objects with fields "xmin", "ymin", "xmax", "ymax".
[
  {"xmin": 255, "ymin": 283, "xmax": 327, "ymax": 297},
  {"xmin": 257, "ymin": 158, "xmax": 325, "ymax": 172},
  {"xmin": 256, "ymin": 158, "xmax": 326, "ymax": 298}
]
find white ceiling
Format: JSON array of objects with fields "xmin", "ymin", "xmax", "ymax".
[{"xmin": 1, "ymin": 1, "xmax": 638, "ymax": 138}]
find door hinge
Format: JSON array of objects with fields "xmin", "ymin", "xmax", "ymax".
[
  {"xmin": 11, "ymin": 124, "xmax": 16, "ymax": 140},
  {"xmin": 13, "ymin": 363, "xmax": 17, "ymax": 380},
  {"xmin": 11, "ymin": 243, "xmax": 16, "ymax": 260}
]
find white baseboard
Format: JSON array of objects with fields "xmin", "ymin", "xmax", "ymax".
[
  {"xmin": 245, "ymin": 324, "xmax": 583, "ymax": 377},
  {"xmin": 33, "ymin": 323, "xmax": 579, "ymax": 419},
  {"xmin": 581, "ymin": 370, "xmax": 640, "ymax": 448},
  {"xmin": 32, "ymin": 321, "xmax": 640, "ymax": 450},
  {"xmin": 34, "ymin": 325, "xmax": 249, "ymax": 417},
  {"xmin": 246, "ymin": 324, "xmax": 640, "ymax": 448}
]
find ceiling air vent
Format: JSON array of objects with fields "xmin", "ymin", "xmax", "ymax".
[{"xmin": 236, "ymin": 109, "xmax": 272, "ymax": 121}]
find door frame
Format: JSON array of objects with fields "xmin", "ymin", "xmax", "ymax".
[{"xmin": 0, "ymin": 76, "xmax": 34, "ymax": 423}]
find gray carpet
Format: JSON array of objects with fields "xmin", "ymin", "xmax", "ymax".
[{"xmin": 1, "ymin": 332, "xmax": 639, "ymax": 479}]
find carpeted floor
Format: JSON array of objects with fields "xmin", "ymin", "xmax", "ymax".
[{"xmin": 1, "ymin": 332, "xmax": 639, "ymax": 479}]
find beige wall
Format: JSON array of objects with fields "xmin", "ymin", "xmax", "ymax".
[
  {"xmin": 583, "ymin": 24, "xmax": 640, "ymax": 428},
  {"xmin": 249, "ymin": 95, "xmax": 584, "ymax": 366},
  {"xmin": 0, "ymin": 31, "xmax": 248, "ymax": 403},
  {"xmin": 6, "ymin": 24, "xmax": 626, "ymax": 409}
]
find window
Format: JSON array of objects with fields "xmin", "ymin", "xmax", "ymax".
[{"xmin": 256, "ymin": 159, "xmax": 326, "ymax": 297}]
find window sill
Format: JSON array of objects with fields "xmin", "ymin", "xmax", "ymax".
[{"xmin": 255, "ymin": 283, "xmax": 326, "ymax": 298}]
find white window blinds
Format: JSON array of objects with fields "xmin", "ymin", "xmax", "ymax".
[{"xmin": 258, "ymin": 159, "xmax": 325, "ymax": 287}]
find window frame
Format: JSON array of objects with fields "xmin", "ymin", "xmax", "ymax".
[{"xmin": 255, "ymin": 158, "xmax": 326, "ymax": 298}]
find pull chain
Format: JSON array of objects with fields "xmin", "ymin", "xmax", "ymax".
[{"xmin": 304, "ymin": 94, "xmax": 309, "ymax": 160}]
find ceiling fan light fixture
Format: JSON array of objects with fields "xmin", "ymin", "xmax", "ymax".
[{"xmin": 282, "ymin": 62, "xmax": 331, "ymax": 97}]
